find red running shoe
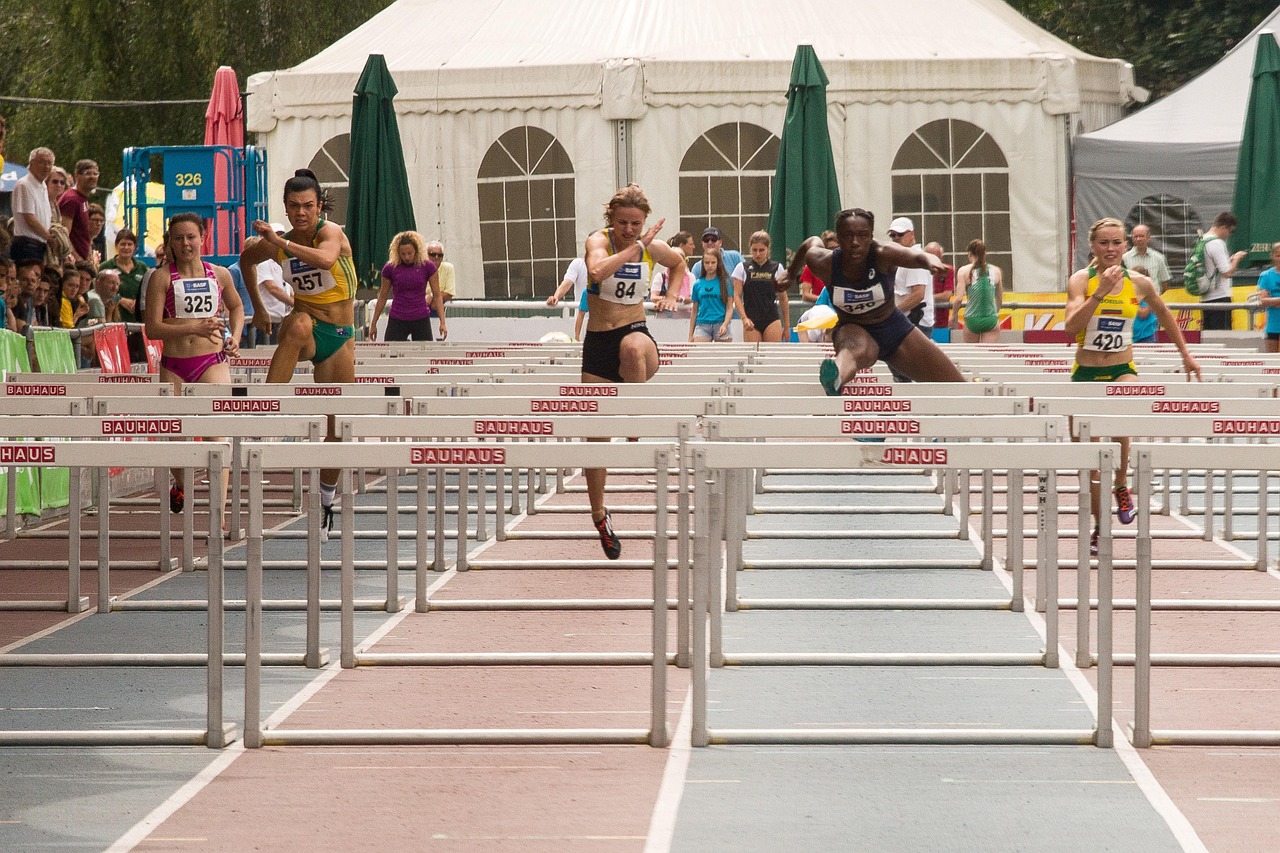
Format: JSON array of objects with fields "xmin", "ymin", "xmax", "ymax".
[{"xmin": 169, "ymin": 485, "xmax": 185, "ymax": 514}]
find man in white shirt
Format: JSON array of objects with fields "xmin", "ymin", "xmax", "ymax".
[
  {"xmin": 11, "ymin": 147, "xmax": 55, "ymax": 264},
  {"xmin": 1199, "ymin": 211, "xmax": 1247, "ymax": 331},
  {"xmin": 546, "ymin": 256, "xmax": 588, "ymax": 307},
  {"xmin": 887, "ymin": 216, "xmax": 934, "ymax": 335},
  {"xmin": 255, "ymin": 256, "xmax": 292, "ymax": 343}
]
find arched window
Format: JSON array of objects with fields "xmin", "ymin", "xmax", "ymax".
[
  {"xmin": 1125, "ymin": 195, "xmax": 1202, "ymax": 285},
  {"xmin": 306, "ymin": 133, "xmax": 350, "ymax": 226},
  {"xmin": 891, "ymin": 119, "xmax": 1011, "ymax": 287},
  {"xmin": 477, "ymin": 127, "xmax": 576, "ymax": 299},
  {"xmin": 679, "ymin": 122, "xmax": 780, "ymax": 252}
]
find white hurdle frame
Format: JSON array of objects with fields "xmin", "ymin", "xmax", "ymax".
[
  {"xmin": 1130, "ymin": 442, "xmax": 1280, "ymax": 747},
  {"xmin": 702, "ymin": 415, "xmax": 1065, "ymax": 614},
  {"xmin": 0, "ymin": 440, "xmax": 235, "ymax": 747},
  {"xmin": 241, "ymin": 440, "xmax": 674, "ymax": 747},
  {"xmin": 689, "ymin": 440, "xmax": 1119, "ymax": 747}
]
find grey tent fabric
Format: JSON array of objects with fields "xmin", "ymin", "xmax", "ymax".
[{"xmin": 1073, "ymin": 9, "xmax": 1280, "ymax": 272}]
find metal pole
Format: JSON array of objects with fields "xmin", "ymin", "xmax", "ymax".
[
  {"xmin": 96, "ymin": 466, "xmax": 110, "ymax": 613},
  {"xmin": 245, "ymin": 450, "xmax": 264, "ymax": 748},
  {"xmin": 416, "ymin": 468, "xmax": 429, "ymax": 612},
  {"xmin": 456, "ymin": 467, "xmax": 470, "ymax": 572},
  {"xmin": 1076, "ymin": 465, "xmax": 1093, "ymax": 669},
  {"xmin": 341, "ymin": 467, "xmax": 355, "ymax": 669},
  {"xmin": 1044, "ymin": 468, "xmax": 1059, "ymax": 669},
  {"xmin": 496, "ymin": 466, "xmax": 507, "ymax": 541},
  {"xmin": 434, "ymin": 468, "xmax": 446, "ymax": 572},
  {"xmin": 69, "ymin": 467, "xmax": 82, "ymax": 613},
  {"xmin": 385, "ymin": 467, "xmax": 400, "ymax": 611},
  {"xmin": 306, "ymin": 469, "xmax": 322, "ymax": 669},
  {"xmin": 206, "ymin": 447, "xmax": 227, "ymax": 748},
  {"xmin": 1258, "ymin": 471, "xmax": 1270, "ymax": 572},
  {"xmin": 651, "ymin": 449, "xmax": 670, "ymax": 748},
  {"xmin": 1009, "ymin": 469, "xmax": 1024, "ymax": 612},
  {"xmin": 1132, "ymin": 450, "xmax": 1151, "ymax": 748},
  {"xmin": 709, "ymin": 469, "xmax": 724, "ymax": 669},
  {"xmin": 157, "ymin": 468, "xmax": 171, "ymax": 571},
  {"xmin": 676, "ymin": 426, "xmax": 691, "ymax": 668},
  {"xmin": 1095, "ymin": 449, "xmax": 1115, "ymax": 748},
  {"xmin": 691, "ymin": 452, "xmax": 709, "ymax": 747}
]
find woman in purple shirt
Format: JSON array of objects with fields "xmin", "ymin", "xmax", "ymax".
[{"xmin": 368, "ymin": 231, "xmax": 447, "ymax": 341}]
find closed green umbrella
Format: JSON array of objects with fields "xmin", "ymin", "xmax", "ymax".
[
  {"xmin": 1231, "ymin": 32, "xmax": 1280, "ymax": 265},
  {"xmin": 347, "ymin": 54, "xmax": 416, "ymax": 290},
  {"xmin": 766, "ymin": 45, "xmax": 842, "ymax": 270}
]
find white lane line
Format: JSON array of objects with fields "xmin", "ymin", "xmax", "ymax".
[
  {"xmin": 984, "ymin": 521, "xmax": 1210, "ymax": 853},
  {"xmin": 103, "ymin": 745, "xmax": 244, "ymax": 853},
  {"xmin": 643, "ymin": 687, "xmax": 693, "ymax": 853},
  {"xmin": 106, "ymin": 477, "xmax": 544, "ymax": 852}
]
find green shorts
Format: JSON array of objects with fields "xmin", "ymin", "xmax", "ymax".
[
  {"xmin": 1071, "ymin": 362, "xmax": 1138, "ymax": 382},
  {"xmin": 311, "ymin": 319, "xmax": 355, "ymax": 365}
]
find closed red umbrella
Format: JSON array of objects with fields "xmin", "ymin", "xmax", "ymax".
[{"xmin": 203, "ymin": 66, "xmax": 244, "ymax": 257}]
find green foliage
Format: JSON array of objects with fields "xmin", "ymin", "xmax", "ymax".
[
  {"xmin": 1008, "ymin": 0, "xmax": 1278, "ymax": 100},
  {"xmin": 0, "ymin": 0, "xmax": 394, "ymax": 187}
]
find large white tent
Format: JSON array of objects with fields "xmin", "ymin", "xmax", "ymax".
[
  {"xmin": 247, "ymin": 0, "xmax": 1143, "ymax": 297},
  {"xmin": 1073, "ymin": 9, "xmax": 1280, "ymax": 275}
]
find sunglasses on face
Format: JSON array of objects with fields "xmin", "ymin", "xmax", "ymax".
[
  {"xmin": 702, "ymin": 236, "xmax": 718, "ymax": 243},
  {"xmin": 428, "ymin": 252, "xmax": 443, "ymax": 258},
  {"xmin": 49, "ymin": 179, "xmax": 66, "ymax": 185}
]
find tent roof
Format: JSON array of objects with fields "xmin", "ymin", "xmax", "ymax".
[
  {"xmin": 248, "ymin": 0, "xmax": 1142, "ymax": 124},
  {"xmin": 1082, "ymin": 13, "xmax": 1280, "ymax": 144}
]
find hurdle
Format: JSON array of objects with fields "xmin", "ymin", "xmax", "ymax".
[
  {"xmin": 688, "ymin": 440, "xmax": 1118, "ymax": 747},
  {"xmin": 1129, "ymin": 442, "xmax": 1280, "ymax": 747},
  {"xmin": 703, "ymin": 415, "xmax": 1066, "ymax": 615},
  {"xmin": 0, "ymin": 440, "xmax": 236, "ymax": 747},
  {"xmin": 241, "ymin": 440, "xmax": 673, "ymax": 747},
  {"xmin": 1072, "ymin": 414, "xmax": 1269, "ymax": 568}
]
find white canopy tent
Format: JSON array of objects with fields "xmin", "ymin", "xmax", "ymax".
[
  {"xmin": 1073, "ymin": 9, "xmax": 1280, "ymax": 276},
  {"xmin": 247, "ymin": 0, "xmax": 1143, "ymax": 297}
]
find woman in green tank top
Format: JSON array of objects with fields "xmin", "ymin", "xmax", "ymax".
[{"xmin": 950, "ymin": 238, "xmax": 1002, "ymax": 343}]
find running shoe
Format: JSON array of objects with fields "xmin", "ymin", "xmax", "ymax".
[
  {"xmin": 1114, "ymin": 486, "xmax": 1135, "ymax": 525},
  {"xmin": 819, "ymin": 357, "xmax": 841, "ymax": 397},
  {"xmin": 594, "ymin": 510, "xmax": 622, "ymax": 560},
  {"xmin": 320, "ymin": 505, "xmax": 335, "ymax": 543},
  {"xmin": 169, "ymin": 485, "xmax": 184, "ymax": 514},
  {"xmin": 1090, "ymin": 530, "xmax": 1099, "ymax": 558}
]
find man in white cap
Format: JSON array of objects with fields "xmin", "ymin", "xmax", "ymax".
[{"xmin": 887, "ymin": 216, "xmax": 935, "ymax": 380}]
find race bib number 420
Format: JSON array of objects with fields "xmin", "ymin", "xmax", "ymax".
[{"xmin": 1084, "ymin": 316, "xmax": 1130, "ymax": 353}]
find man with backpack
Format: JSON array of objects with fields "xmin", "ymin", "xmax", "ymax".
[{"xmin": 1188, "ymin": 211, "xmax": 1248, "ymax": 331}]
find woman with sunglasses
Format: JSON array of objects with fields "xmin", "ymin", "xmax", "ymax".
[{"xmin": 787, "ymin": 208, "xmax": 964, "ymax": 394}]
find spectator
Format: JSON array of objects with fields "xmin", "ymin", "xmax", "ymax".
[
  {"xmin": 59, "ymin": 267, "xmax": 89, "ymax": 329},
  {"xmin": 1252, "ymin": 242, "xmax": 1280, "ymax": 353},
  {"xmin": 11, "ymin": 147, "xmax": 55, "ymax": 264},
  {"xmin": 368, "ymin": 230, "xmax": 444, "ymax": 342},
  {"xmin": 99, "ymin": 229, "xmax": 145, "ymax": 322},
  {"xmin": 547, "ymin": 255, "xmax": 588, "ymax": 307},
  {"xmin": 27, "ymin": 269, "xmax": 55, "ymax": 328},
  {"xmin": 1198, "ymin": 211, "xmax": 1247, "ymax": 331},
  {"xmin": 654, "ymin": 230, "xmax": 695, "ymax": 316},
  {"xmin": 573, "ymin": 286, "xmax": 590, "ymax": 342},
  {"xmin": 426, "ymin": 241, "xmax": 454, "ymax": 328},
  {"xmin": 12, "ymin": 258, "xmax": 42, "ymax": 333},
  {"xmin": 1123, "ymin": 224, "xmax": 1171, "ymax": 291},
  {"xmin": 951, "ymin": 238, "xmax": 1003, "ymax": 344},
  {"xmin": 800, "ymin": 230, "xmax": 837, "ymax": 300},
  {"xmin": 924, "ymin": 241, "xmax": 955, "ymax": 330},
  {"xmin": 226, "ymin": 261, "xmax": 257, "ymax": 347},
  {"xmin": 252, "ymin": 230, "xmax": 293, "ymax": 343},
  {"xmin": 1129, "ymin": 265, "xmax": 1157, "ymax": 344},
  {"xmin": 88, "ymin": 203, "xmax": 107, "ymax": 262},
  {"xmin": 887, "ymin": 216, "xmax": 933, "ymax": 379},
  {"xmin": 46, "ymin": 166, "xmax": 69, "ymax": 212},
  {"xmin": 692, "ymin": 226, "xmax": 743, "ymax": 280},
  {"xmin": 689, "ymin": 246, "xmax": 732, "ymax": 342},
  {"xmin": 0, "ymin": 258, "xmax": 16, "ymax": 331},
  {"xmin": 85, "ymin": 269, "xmax": 120, "ymax": 325},
  {"xmin": 58, "ymin": 159, "xmax": 99, "ymax": 265}
]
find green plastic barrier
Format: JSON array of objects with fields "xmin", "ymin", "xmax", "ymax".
[
  {"xmin": 0, "ymin": 330, "xmax": 39, "ymax": 515},
  {"xmin": 32, "ymin": 330, "xmax": 77, "ymax": 511}
]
